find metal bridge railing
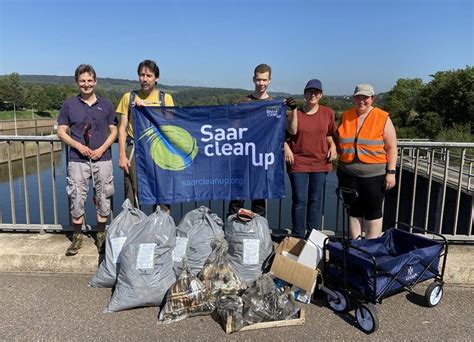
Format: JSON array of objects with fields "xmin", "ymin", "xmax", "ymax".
[
  {"xmin": 1, "ymin": 136, "xmax": 473, "ymax": 241},
  {"xmin": 0, "ymin": 135, "xmax": 62, "ymax": 231},
  {"xmin": 395, "ymin": 141, "xmax": 473, "ymax": 240}
]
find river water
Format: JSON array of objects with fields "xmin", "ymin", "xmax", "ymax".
[{"xmin": 0, "ymin": 143, "xmax": 341, "ymax": 230}]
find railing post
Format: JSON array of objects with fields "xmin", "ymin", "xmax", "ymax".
[
  {"xmin": 436, "ymin": 150, "xmax": 450, "ymax": 234},
  {"xmin": 321, "ymin": 180, "xmax": 326, "ymax": 230},
  {"xmin": 409, "ymin": 149, "xmax": 420, "ymax": 231},
  {"xmin": 36, "ymin": 141, "xmax": 44, "ymax": 224},
  {"xmin": 423, "ymin": 148, "xmax": 435, "ymax": 230},
  {"xmin": 395, "ymin": 147, "xmax": 405, "ymax": 227},
  {"xmin": 21, "ymin": 141, "xmax": 30, "ymax": 224},
  {"xmin": 50, "ymin": 142, "xmax": 58, "ymax": 224},
  {"xmin": 452, "ymin": 148, "xmax": 466, "ymax": 236},
  {"xmin": 7, "ymin": 141, "xmax": 16, "ymax": 224},
  {"xmin": 469, "ymin": 161, "xmax": 472, "ymax": 191},
  {"xmin": 469, "ymin": 196, "xmax": 473, "ymax": 237}
]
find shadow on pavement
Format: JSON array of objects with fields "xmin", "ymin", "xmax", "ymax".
[{"xmin": 405, "ymin": 291, "xmax": 427, "ymax": 306}]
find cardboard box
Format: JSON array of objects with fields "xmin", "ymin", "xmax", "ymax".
[
  {"xmin": 297, "ymin": 230, "xmax": 327, "ymax": 269},
  {"xmin": 270, "ymin": 237, "xmax": 318, "ymax": 293}
]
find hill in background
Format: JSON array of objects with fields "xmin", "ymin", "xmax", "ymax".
[
  {"xmin": 17, "ymin": 74, "xmax": 356, "ymax": 110},
  {"xmin": 20, "ymin": 74, "xmax": 289, "ymax": 97}
]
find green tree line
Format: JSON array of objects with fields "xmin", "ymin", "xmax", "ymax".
[
  {"xmin": 0, "ymin": 67, "xmax": 472, "ymax": 141},
  {"xmin": 0, "ymin": 73, "xmax": 124, "ymax": 115},
  {"xmin": 385, "ymin": 66, "xmax": 473, "ymax": 141}
]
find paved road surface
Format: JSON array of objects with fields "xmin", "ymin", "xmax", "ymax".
[{"xmin": 1, "ymin": 273, "xmax": 473, "ymax": 341}]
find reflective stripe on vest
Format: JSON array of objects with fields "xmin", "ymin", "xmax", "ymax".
[
  {"xmin": 356, "ymin": 138, "xmax": 384, "ymax": 145},
  {"xmin": 337, "ymin": 107, "xmax": 389, "ymax": 163},
  {"xmin": 340, "ymin": 148, "xmax": 356, "ymax": 154},
  {"xmin": 357, "ymin": 148, "xmax": 386, "ymax": 156}
]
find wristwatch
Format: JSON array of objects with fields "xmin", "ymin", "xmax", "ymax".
[{"xmin": 386, "ymin": 169, "xmax": 396, "ymax": 175}]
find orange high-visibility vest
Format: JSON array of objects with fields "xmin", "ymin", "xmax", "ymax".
[{"xmin": 337, "ymin": 107, "xmax": 389, "ymax": 163}]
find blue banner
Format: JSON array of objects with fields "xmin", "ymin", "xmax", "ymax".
[{"xmin": 133, "ymin": 99, "xmax": 286, "ymax": 204}]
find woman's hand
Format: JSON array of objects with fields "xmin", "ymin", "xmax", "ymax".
[
  {"xmin": 326, "ymin": 136, "xmax": 337, "ymax": 162},
  {"xmin": 384, "ymin": 173, "xmax": 396, "ymax": 190},
  {"xmin": 284, "ymin": 143, "xmax": 294, "ymax": 165},
  {"xmin": 284, "ymin": 97, "xmax": 297, "ymax": 110},
  {"xmin": 327, "ymin": 144, "xmax": 337, "ymax": 162}
]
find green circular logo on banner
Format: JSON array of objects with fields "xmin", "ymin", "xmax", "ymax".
[{"xmin": 140, "ymin": 125, "xmax": 198, "ymax": 171}]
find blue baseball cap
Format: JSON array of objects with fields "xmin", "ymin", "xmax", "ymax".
[{"xmin": 304, "ymin": 79, "xmax": 323, "ymax": 92}]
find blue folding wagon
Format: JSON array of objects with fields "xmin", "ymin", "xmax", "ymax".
[{"xmin": 320, "ymin": 189, "xmax": 448, "ymax": 334}]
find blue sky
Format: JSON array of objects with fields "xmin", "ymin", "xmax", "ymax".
[{"xmin": 0, "ymin": 0, "xmax": 472, "ymax": 95}]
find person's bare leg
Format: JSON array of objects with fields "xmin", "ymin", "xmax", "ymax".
[
  {"xmin": 349, "ymin": 216, "xmax": 363, "ymax": 239},
  {"xmin": 364, "ymin": 218, "xmax": 383, "ymax": 239},
  {"xmin": 72, "ymin": 216, "xmax": 83, "ymax": 230}
]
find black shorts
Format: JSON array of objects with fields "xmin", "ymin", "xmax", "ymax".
[{"xmin": 337, "ymin": 170, "xmax": 386, "ymax": 220}]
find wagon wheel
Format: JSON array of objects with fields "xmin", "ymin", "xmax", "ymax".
[
  {"xmin": 327, "ymin": 289, "xmax": 350, "ymax": 313},
  {"xmin": 355, "ymin": 303, "xmax": 379, "ymax": 334},
  {"xmin": 425, "ymin": 282, "xmax": 443, "ymax": 307}
]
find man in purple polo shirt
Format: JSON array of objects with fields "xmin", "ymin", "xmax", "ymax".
[{"xmin": 57, "ymin": 64, "xmax": 117, "ymax": 256}]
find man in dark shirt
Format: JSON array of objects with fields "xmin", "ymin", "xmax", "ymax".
[
  {"xmin": 57, "ymin": 64, "xmax": 117, "ymax": 256},
  {"xmin": 227, "ymin": 64, "xmax": 274, "ymax": 218}
]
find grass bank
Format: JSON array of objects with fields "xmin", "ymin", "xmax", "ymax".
[{"xmin": 0, "ymin": 110, "xmax": 59, "ymax": 120}]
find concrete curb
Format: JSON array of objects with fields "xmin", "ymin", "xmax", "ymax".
[
  {"xmin": 0, "ymin": 233, "xmax": 98, "ymax": 274},
  {"xmin": 0, "ymin": 233, "xmax": 473, "ymax": 284},
  {"xmin": 443, "ymin": 245, "xmax": 474, "ymax": 284}
]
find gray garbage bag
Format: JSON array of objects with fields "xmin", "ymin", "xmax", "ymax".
[
  {"xmin": 225, "ymin": 209, "xmax": 273, "ymax": 284},
  {"xmin": 105, "ymin": 207, "xmax": 177, "ymax": 313},
  {"xmin": 173, "ymin": 206, "xmax": 224, "ymax": 277},
  {"xmin": 89, "ymin": 199, "xmax": 146, "ymax": 288}
]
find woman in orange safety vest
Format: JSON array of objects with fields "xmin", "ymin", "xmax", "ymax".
[{"xmin": 336, "ymin": 83, "xmax": 398, "ymax": 239}]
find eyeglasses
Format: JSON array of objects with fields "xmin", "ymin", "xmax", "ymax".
[
  {"xmin": 305, "ymin": 89, "xmax": 322, "ymax": 96},
  {"xmin": 354, "ymin": 95, "xmax": 372, "ymax": 101}
]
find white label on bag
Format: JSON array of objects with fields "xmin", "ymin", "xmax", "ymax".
[
  {"xmin": 110, "ymin": 237, "xmax": 127, "ymax": 263},
  {"xmin": 243, "ymin": 239, "xmax": 260, "ymax": 265},
  {"xmin": 172, "ymin": 237, "xmax": 189, "ymax": 263},
  {"xmin": 136, "ymin": 243, "xmax": 156, "ymax": 269}
]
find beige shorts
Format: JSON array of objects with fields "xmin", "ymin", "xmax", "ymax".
[{"xmin": 66, "ymin": 160, "xmax": 115, "ymax": 218}]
